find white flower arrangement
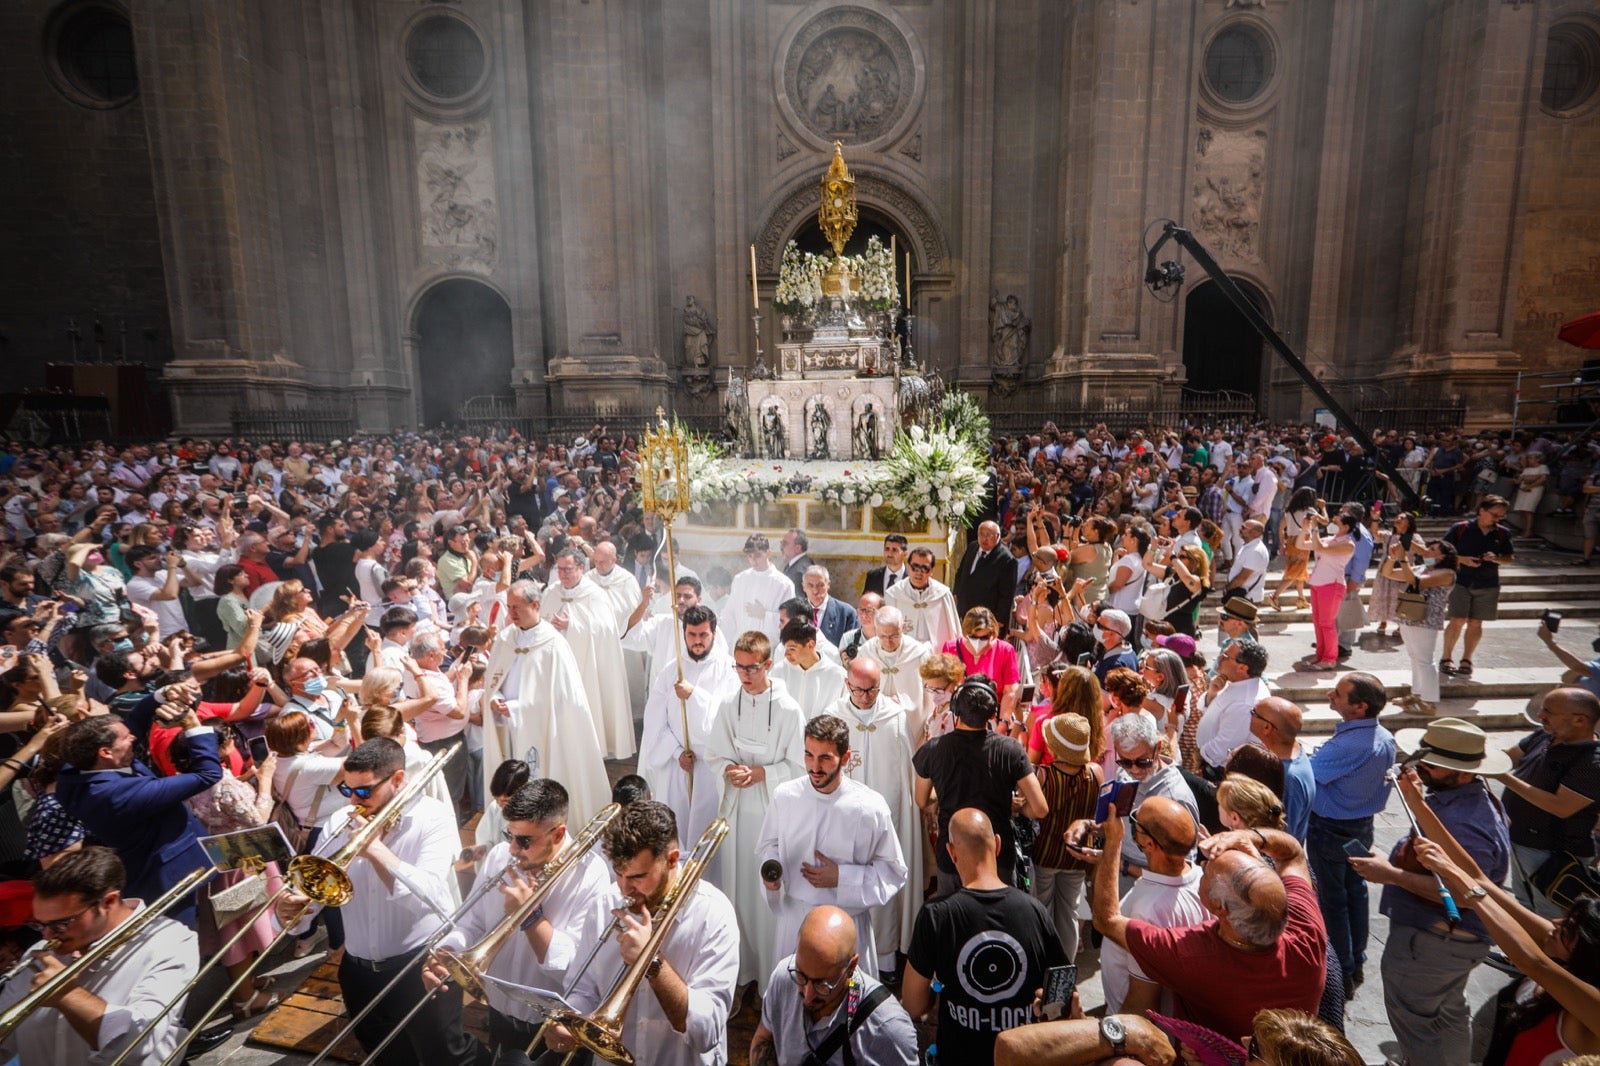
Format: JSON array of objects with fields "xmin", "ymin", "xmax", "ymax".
[
  {"xmin": 815, "ymin": 467, "xmax": 883, "ymax": 507},
  {"xmin": 872, "ymin": 422, "xmax": 985, "ymax": 527},
  {"xmin": 771, "ymin": 236, "xmax": 899, "ymax": 314}
]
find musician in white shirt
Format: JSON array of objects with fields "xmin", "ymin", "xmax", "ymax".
[{"xmin": 277, "ymin": 739, "xmax": 479, "ymax": 1066}]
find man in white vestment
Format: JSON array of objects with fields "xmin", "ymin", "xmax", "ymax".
[
  {"xmin": 883, "ymin": 546, "xmax": 959, "ymax": 650},
  {"xmin": 479, "ymin": 580, "xmax": 610, "ymax": 830},
  {"xmin": 540, "ymin": 547, "xmax": 634, "ymax": 759},
  {"xmin": 640, "ymin": 605, "xmax": 738, "ymax": 854},
  {"xmin": 425, "ymin": 779, "xmax": 613, "ymax": 1051},
  {"xmin": 820, "ymin": 657, "xmax": 923, "ymax": 974},
  {"xmin": 0, "ymin": 846, "xmax": 198, "ymax": 1066},
  {"xmin": 770, "ymin": 618, "xmax": 847, "ymax": 719},
  {"xmin": 862, "ymin": 606, "xmax": 931, "ymax": 712},
  {"xmin": 545, "ymin": 801, "xmax": 740, "ymax": 1066},
  {"xmin": 622, "ymin": 575, "xmax": 728, "ymax": 684},
  {"xmin": 758, "ymin": 714, "xmax": 907, "ymax": 983},
  {"xmin": 704, "ymin": 630, "xmax": 807, "ymax": 990},
  {"xmin": 585, "ymin": 540, "xmax": 641, "ymax": 630},
  {"xmin": 726, "ymin": 534, "xmax": 795, "ymax": 647}
]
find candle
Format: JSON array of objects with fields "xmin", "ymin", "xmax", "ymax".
[
  {"xmin": 750, "ymin": 244, "xmax": 759, "ymax": 310},
  {"xmin": 891, "ymin": 234, "xmax": 897, "ymax": 304},
  {"xmin": 904, "ymin": 251, "xmax": 912, "ymax": 310}
]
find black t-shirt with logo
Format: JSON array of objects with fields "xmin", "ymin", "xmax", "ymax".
[
  {"xmin": 912, "ymin": 729, "xmax": 1032, "ymax": 876},
  {"xmin": 907, "ymin": 886, "xmax": 1068, "ymax": 1060}
]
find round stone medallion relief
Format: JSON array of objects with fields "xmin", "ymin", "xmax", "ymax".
[{"xmin": 780, "ymin": 5, "xmax": 919, "ymax": 148}]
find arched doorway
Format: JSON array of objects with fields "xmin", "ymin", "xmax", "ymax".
[
  {"xmin": 413, "ymin": 278, "xmax": 513, "ymax": 427},
  {"xmin": 788, "ymin": 207, "xmax": 912, "ymax": 302},
  {"xmin": 1182, "ymin": 278, "xmax": 1268, "ymax": 400}
]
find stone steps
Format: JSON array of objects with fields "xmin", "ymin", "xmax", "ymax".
[
  {"xmin": 1269, "ymin": 666, "xmax": 1553, "ymax": 706},
  {"xmin": 1296, "ymin": 697, "xmax": 1536, "ymax": 737},
  {"xmin": 1199, "ymin": 595, "xmax": 1595, "ymax": 623}
]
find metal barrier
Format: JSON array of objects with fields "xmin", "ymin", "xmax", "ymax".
[
  {"xmin": 231, "ymin": 403, "xmax": 354, "ymax": 441},
  {"xmin": 1512, "ymin": 369, "xmax": 1600, "ymax": 431}
]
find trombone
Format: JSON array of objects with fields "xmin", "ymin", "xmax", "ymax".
[
  {"xmin": 539, "ymin": 817, "xmax": 729, "ymax": 1066},
  {"xmin": 152, "ymin": 742, "xmax": 462, "ymax": 1066},
  {"xmin": 0, "ymin": 863, "xmax": 216, "ymax": 1045},
  {"xmin": 307, "ymin": 802, "xmax": 622, "ymax": 1066}
]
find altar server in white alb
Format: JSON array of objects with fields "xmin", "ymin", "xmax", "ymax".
[
  {"xmin": 726, "ymin": 534, "xmax": 796, "ymax": 648},
  {"xmin": 479, "ymin": 580, "xmax": 611, "ymax": 831},
  {"xmin": 820, "ymin": 656, "xmax": 924, "ymax": 974},
  {"xmin": 545, "ymin": 801, "xmax": 740, "ymax": 1066},
  {"xmin": 883, "ymin": 546, "xmax": 960, "ymax": 651},
  {"xmin": 861, "ymin": 605, "xmax": 931, "ymax": 710},
  {"xmin": 0, "ymin": 847, "xmax": 197, "ymax": 1066},
  {"xmin": 758, "ymin": 715, "xmax": 907, "ymax": 981},
  {"xmin": 424, "ymin": 778, "xmax": 613, "ymax": 1051},
  {"xmin": 770, "ymin": 618, "xmax": 848, "ymax": 719},
  {"xmin": 640, "ymin": 605, "xmax": 738, "ymax": 854},
  {"xmin": 540, "ymin": 547, "xmax": 635, "ymax": 759},
  {"xmin": 622, "ymin": 575, "xmax": 729, "ymax": 685},
  {"xmin": 585, "ymin": 540, "xmax": 642, "ymax": 630},
  {"xmin": 703, "ymin": 629, "xmax": 807, "ymax": 990}
]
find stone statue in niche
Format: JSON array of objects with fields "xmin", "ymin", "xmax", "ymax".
[
  {"xmin": 853, "ymin": 402, "xmax": 880, "ymax": 460},
  {"xmin": 762, "ymin": 405, "xmax": 787, "ymax": 460},
  {"xmin": 808, "ymin": 400, "xmax": 833, "ymax": 460},
  {"xmin": 989, "ymin": 293, "xmax": 1031, "ymax": 369},
  {"xmin": 681, "ymin": 296, "xmax": 716, "ymax": 368},
  {"xmin": 1192, "ymin": 125, "xmax": 1267, "ymax": 262},
  {"xmin": 723, "ymin": 370, "xmax": 751, "ymax": 456}
]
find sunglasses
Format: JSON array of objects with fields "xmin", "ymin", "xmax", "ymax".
[
  {"xmin": 337, "ymin": 783, "xmax": 379, "ymax": 800},
  {"xmin": 908, "ymin": 563, "xmax": 933, "ymax": 573},
  {"xmin": 502, "ymin": 828, "xmax": 540, "ymax": 850},
  {"xmin": 30, "ymin": 897, "xmax": 106, "ymax": 936},
  {"xmin": 1115, "ymin": 756, "xmax": 1156, "ymax": 770}
]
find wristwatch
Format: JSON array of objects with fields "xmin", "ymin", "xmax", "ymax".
[
  {"xmin": 1464, "ymin": 885, "xmax": 1488, "ymax": 903},
  {"xmin": 644, "ymin": 954, "xmax": 665, "ymax": 981},
  {"xmin": 1100, "ymin": 1016, "xmax": 1126, "ymax": 1056}
]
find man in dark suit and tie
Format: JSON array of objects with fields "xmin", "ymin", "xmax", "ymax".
[
  {"xmin": 780, "ymin": 528, "xmax": 814, "ymax": 595},
  {"xmin": 55, "ymin": 685, "xmax": 221, "ymax": 930},
  {"xmin": 862, "ymin": 533, "xmax": 910, "ymax": 597},
  {"xmin": 953, "ymin": 520, "xmax": 1019, "ymax": 631},
  {"xmin": 800, "ymin": 565, "xmax": 860, "ymax": 648}
]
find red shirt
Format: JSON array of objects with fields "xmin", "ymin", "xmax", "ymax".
[
  {"xmin": 149, "ymin": 701, "xmax": 249, "ymax": 778},
  {"xmin": 939, "ymin": 638, "xmax": 1021, "ymax": 690},
  {"xmin": 1125, "ymin": 873, "xmax": 1328, "ymax": 1041},
  {"xmin": 239, "ymin": 558, "xmax": 278, "ymax": 596}
]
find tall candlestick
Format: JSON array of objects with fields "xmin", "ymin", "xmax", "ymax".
[
  {"xmin": 904, "ymin": 251, "xmax": 912, "ymax": 310},
  {"xmin": 750, "ymin": 244, "xmax": 759, "ymax": 310}
]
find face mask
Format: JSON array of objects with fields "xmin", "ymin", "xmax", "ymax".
[
  {"xmin": 1325, "ymin": 524, "xmax": 1339, "ymax": 536},
  {"xmin": 968, "ymin": 637, "xmax": 992, "ymax": 655},
  {"xmin": 85, "ymin": 553, "xmax": 105, "ymax": 568},
  {"xmin": 929, "ymin": 689, "xmax": 952, "ymax": 706},
  {"xmin": 300, "ymin": 675, "xmax": 327, "ymax": 697},
  {"xmin": 111, "ymin": 638, "xmax": 134, "ymax": 653}
]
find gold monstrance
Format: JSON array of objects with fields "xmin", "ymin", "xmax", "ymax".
[
  {"xmin": 639, "ymin": 410, "xmax": 696, "ymax": 799},
  {"xmin": 818, "ymin": 141, "xmax": 859, "ymax": 299}
]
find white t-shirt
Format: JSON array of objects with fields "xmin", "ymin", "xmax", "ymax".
[
  {"xmin": 126, "ymin": 572, "xmax": 189, "ymax": 639},
  {"xmin": 1107, "ymin": 552, "xmax": 1147, "ymax": 616}
]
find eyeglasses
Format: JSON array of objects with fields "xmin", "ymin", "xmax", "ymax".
[
  {"xmin": 337, "ymin": 783, "xmax": 379, "ymax": 800},
  {"xmin": 908, "ymin": 563, "xmax": 933, "ymax": 573},
  {"xmin": 787, "ymin": 962, "xmax": 848, "ymax": 994},
  {"xmin": 1245, "ymin": 1035, "xmax": 1267, "ymax": 1062},
  {"xmin": 30, "ymin": 898, "xmax": 105, "ymax": 936},
  {"xmin": 1114, "ymin": 756, "xmax": 1156, "ymax": 770},
  {"xmin": 848, "ymin": 683, "xmax": 880, "ymax": 697},
  {"xmin": 1249, "ymin": 708, "xmax": 1275, "ymax": 730},
  {"xmin": 502, "ymin": 828, "xmax": 542, "ymax": 850},
  {"xmin": 732, "ymin": 662, "xmax": 766, "ymax": 674}
]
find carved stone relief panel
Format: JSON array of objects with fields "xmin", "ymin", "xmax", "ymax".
[
  {"xmin": 414, "ymin": 117, "xmax": 498, "ymax": 271},
  {"xmin": 1191, "ymin": 125, "xmax": 1266, "ymax": 263},
  {"xmin": 779, "ymin": 5, "xmax": 920, "ymax": 149}
]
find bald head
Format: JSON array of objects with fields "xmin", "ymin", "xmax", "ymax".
[
  {"xmin": 1132, "ymin": 796, "xmax": 1198, "ymax": 862},
  {"xmin": 1204, "ymin": 850, "xmax": 1289, "ymax": 948},
  {"xmin": 977, "ymin": 521, "xmax": 1001, "ymax": 551},
  {"xmin": 847, "ymin": 657, "xmax": 881, "ymax": 709},
  {"xmin": 797, "ymin": 905, "xmax": 857, "ymax": 966},
  {"xmin": 948, "ymin": 808, "xmax": 1001, "ymax": 864},
  {"xmin": 591, "ymin": 541, "xmax": 618, "ymax": 572},
  {"xmin": 1250, "ymin": 696, "xmax": 1303, "ymax": 756}
]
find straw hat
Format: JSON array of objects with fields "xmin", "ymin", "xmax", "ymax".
[
  {"xmin": 1044, "ymin": 713, "xmax": 1092, "ymax": 767},
  {"xmin": 1393, "ymin": 718, "xmax": 1513, "ymax": 776}
]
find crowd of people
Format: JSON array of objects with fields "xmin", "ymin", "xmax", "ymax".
[{"xmin": 0, "ymin": 419, "xmax": 1594, "ymax": 1066}]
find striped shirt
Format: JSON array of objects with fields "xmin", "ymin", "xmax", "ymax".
[{"xmin": 1033, "ymin": 762, "xmax": 1099, "ymax": 871}]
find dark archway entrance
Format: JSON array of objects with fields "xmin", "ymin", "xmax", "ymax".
[
  {"xmin": 789, "ymin": 207, "xmax": 912, "ymax": 299},
  {"xmin": 1182, "ymin": 278, "xmax": 1268, "ymax": 400},
  {"xmin": 414, "ymin": 279, "xmax": 513, "ymax": 427}
]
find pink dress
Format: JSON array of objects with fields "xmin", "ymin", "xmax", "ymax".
[{"xmin": 186, "ymin": 769, "xmax": 284, "ymax": 965}]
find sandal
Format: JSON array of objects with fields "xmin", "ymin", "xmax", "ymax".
[
  {"xmin": 1375, "ymin": 623, "xmax": 1388, "ymax": 636},
  {"xmin": 1439, "ymin": 659, "xmax": 1456, "ymax": 676},
  {"xmin": 1457, "ymin": 659, "xmax": 1473, "ymax": 678},
  {"xmin": 230, "ymin": 989, "xmax": 280, "ymax": 1020}
]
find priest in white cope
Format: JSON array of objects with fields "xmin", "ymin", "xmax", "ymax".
[
  {"xmin": 704, "ymin": 630, "xmax": 806, "ymax": 991},
  {"xmin": 883, "ymin": 546, "xmax": 960, "ymax": 650},
  {"xmin": 540, "ymin": 547, "xmax": 635, "ymax": 759},
  {"xmin": 726, "ymin": 533, "xmax": 795, "ymax": 647},
  {"xmin": 862, "ymin": 605, "xmax": 931, "ymax": 711},
  {"xmin": 479, "ymin": 580, "xmax": 611, "ymax": 831},
  {"xmin": 584, "ymin": 539, "xmax": 641, "ymax": 630},
  {"xmin": 622, "ymin": 574, "xmax": 728, "ymax": 684},
  {"xmin": 770, "ymin": 618, "xmax": 847, "ymax": 719},
  {"xmin": 758, "ymin": 714, "xmax": 907, "ymax": 981},
  {"xmin": 820, "ymin": 656, "xmax": 923, "ymax": 973},
  {"xmin": 640, "ymin": 604, "xmax": 738, "ymax": 854}
]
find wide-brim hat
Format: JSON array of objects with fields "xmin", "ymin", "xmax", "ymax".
[
  {"xmin": 1044, "ymin": 713, "xmax": 1092, "ymax": 767},
  {"xmin": 1221, "ymin": 597, "xmax": 1258, "ymax": 624},
  {"xmin": 1394, "ymin": 717, "xmax": 1513, "ymax": 775}
]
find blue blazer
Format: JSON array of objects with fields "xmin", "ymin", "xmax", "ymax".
[
  {"xmin": 815, "ymin": 596, "xmax": 860, "ymax": 649},
  {"xmin": 55, "ymin": 695, "xmax": 222, "ymax": 929}
]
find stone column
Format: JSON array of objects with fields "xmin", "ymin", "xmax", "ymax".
[{"xmin": 1384, "ymin": 0, "xmax": 1543, "ymax": 422}]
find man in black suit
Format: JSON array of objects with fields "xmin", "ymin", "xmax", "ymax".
[
  {"xmin": 780, "ymin": 528, "xmax": 814, "ymax": 595},
  {"xmin": 800, "ymin": 565, "xmax": 859, "ymax": 648},
  {"xmin": 953, "ymin": 520, "xmax": 1018, "ymax": 630},
  {"xmin": 862, "ymin": 533, "xmax": 910, "ymax": 597}
]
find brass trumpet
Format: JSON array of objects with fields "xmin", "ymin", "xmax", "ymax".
[
  {"xmin": 546, "ymin": 817, "xmax": 729, "ymax": 1066},
  {"xmin": 0, "ymin": 864, "xmax": 215, "ymax": 1044},
  {"xmin": 434, "ymin": 802, "xmax": 621, "ymax": 999}
]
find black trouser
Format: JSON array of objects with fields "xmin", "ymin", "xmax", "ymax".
[
  {"xmin": 420, "ymin": 734, "xmax": 471, "ymax": 826},
  {"xmin": 338, "ymin": 950, "xmax": 490, "ymax": 1066}
]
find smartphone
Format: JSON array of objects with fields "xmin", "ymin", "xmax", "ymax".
[
  {"xmin": 1094, "ymin": 780, "xmax": 1139, "ymax": 823},
  {"xmin": 1018, "ymin": 683, "xmax": 1038, "ymax": 705},
  {"xmin": 1041, "ymin": 964, "xmax": 1077, "ymax": 1021},
  {"xmin": 1076, "ymin": 652, "xmax": 1094, "ymax": 668},
  {"xmin": 1541, "ymin": 609, "xmax": 1562, "ymax": 634},
  {"xmin": 1342, "ymin": 838, "xmax": 1369, "ymax": 859}
]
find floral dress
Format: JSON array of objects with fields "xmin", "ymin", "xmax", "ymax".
[{"xmin": 187, "ymin": 769, "xmax": 283, "ymax": 964}]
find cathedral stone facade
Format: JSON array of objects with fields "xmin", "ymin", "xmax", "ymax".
[{"xmin": 4, "ymin": 0, "xmax": 1599, "ymax": 433}]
